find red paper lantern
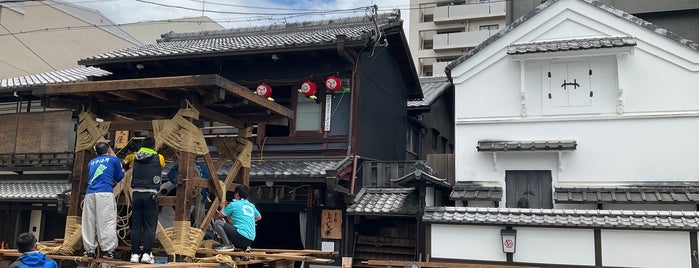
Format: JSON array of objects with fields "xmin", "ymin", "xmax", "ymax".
[
  {"xmin": 255, "ymin": 83, "xmax": 272, "ymax": 98},
  {"xmin": 325, "ymin": 76, "xmax": 342, "ymax": 92},
  {"xmin": 300, "ymin": 81, "xmax": 317, "ymax": 98}
]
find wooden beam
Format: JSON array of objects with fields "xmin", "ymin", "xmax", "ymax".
[
  {"xmin": 198, "ymin": 197, "xmax": 221, "ymax": 231},
  {"xmin": 175, "ymin": 151, "xmax": 196, "ymax": 221},
  {"xmin": 36, "ymin": 75, "xmax": 218, "ymax": 95},
  {"xmin": 201, "ymin": 88, "xmax": 226, "ymax": 106},
  {"xmin": 67, "ymin": 150, "xmax": 91, "ymax": 217},
  {"xmin": 109, "ymin": 120, "xmax": 154, "ymax": 131},
  {"xmin": 107, "ymin": 90, "xmax": 139, "ymax": 101},
  {"xmin": 204, "ymin": 154, "xmax": 225, "ymax": 199},
  {"xmin": 213, "ymin": 76, "xmax": 294, "ymax": 119},
  {"xmin": 139, "ymin": 89, "xmax": 170, "ymax": 101},
  {"xmin": 192, "ymin": 103, "xmax": 244, "ymax": 129}
]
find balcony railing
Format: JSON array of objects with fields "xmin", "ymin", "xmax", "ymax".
[
  {"xmin": 434, "ymin": 1, "xmax": 506, "ymax": 23},
  {"xmin": 433, "ymin": 30, "xmax": 494, "ymax": 50},
  {"xmin": 0, "ymin": 152, "xmax": 75, "ymax": 171}
]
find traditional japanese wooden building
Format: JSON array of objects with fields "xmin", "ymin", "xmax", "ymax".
[{"xmin": 0, "ymin": 9, "xmax": 423, "ymax": 265}]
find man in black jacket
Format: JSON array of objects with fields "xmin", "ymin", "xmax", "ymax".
[{"xmin": 129, "ymin": 137, "xmax": 165, "ymax": 264}]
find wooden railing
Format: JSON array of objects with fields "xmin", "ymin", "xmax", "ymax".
[{"xmin": 0, "ymin": 152, "xmax": 74, "ymax": 171}]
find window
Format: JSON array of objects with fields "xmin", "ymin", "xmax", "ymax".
[
  {"xmin": 436, "ymin": 28, "xmax": 463, "ymax": 35},
  {"xmin": 437, "ymin": 1, "xmax": 465, "ymax": 7},
  {"xmin": 295, "ymin": 92, "xmax": 322, "ymax": 131},
  {"xmin": 422, "ymin": 39, "xmax": 433, "ymax": 49},
  {"xmin": 546, "ymin": 61, "xmax": 592, "ymax": 107},
  {"xmin": 406, "ymin": 126, "xmax": 419, "ymax": 155},
  {"xmin": 422, "ymin": 65, "xmax": 433, "ymax": 77},
  {"xmin": 479, "ymin": 24, "xmax": 499, "ymax": 31},
  {"xmin": 505, "ymin": 170, "xmax": 552, "ymax": 209},
  {"xmin": 422, "ymin": 14, "xmax": 434, "ymax": 22}
]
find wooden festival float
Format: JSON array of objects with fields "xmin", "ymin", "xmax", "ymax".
[{"xmin": 0, "ymin": 75, "xmax": 337, "ymax": 267}]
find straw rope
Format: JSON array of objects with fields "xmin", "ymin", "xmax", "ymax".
[
  {"xmin": 195, "ymin": 254, "xmax": 237, "ymax": 268},
  {"xmin": 40, "ymin": 216, "xmax": 82, "ymax": 255},
  {"xmin": 212, "ymin": 129, "xmax": 252, "ymax": 168},
  {"xmin": 153, "ymin": 106, "xmax": 209, "ymax": 155},
  {"xmin": 75, "ymin": 112, "xmax": 110, "ymax": 152},
  {"xmin": 156, "ymin": 221, "xmax": 204, "ymax": 257}
]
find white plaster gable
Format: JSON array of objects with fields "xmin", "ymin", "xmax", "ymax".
[{"xmin": 448, "ymin": 0, "xmax": 699, "ymax": 84}]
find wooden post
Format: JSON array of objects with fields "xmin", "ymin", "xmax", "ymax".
[
  {"xmin": 174, "ymin": 151, "xmax": 196, "ymax": 221},
  {"xmin": 67, "ymin": 150, "xmax": 92, "ymax": 216},
  {"xmin": 240, "ymin": 167, "xmax": 250, "ymax": 186}
]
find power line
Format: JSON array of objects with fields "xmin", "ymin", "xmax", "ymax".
[
  {"xmin": 0, "ymin": 57, "xmax": 32, "ymax": 76},
  {"xmin": 0, "ymin": 24, "xmax": 57, "ymax": 71}
]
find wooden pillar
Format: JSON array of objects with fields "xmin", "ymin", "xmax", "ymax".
[
  {"xmin": 240, "ymin": 167, "xmax": 250, "ymax": 186},
  {"xmin": 174, "ymin": 151, "xmax": 196, "ymax": 221},
  {"xmin": 67, "ymin": 150, "xmax": 92, "ymax": 217}
]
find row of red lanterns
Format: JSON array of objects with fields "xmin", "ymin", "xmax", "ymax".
[{"xmin": 254, "ymin": 76, "xmax": 342, "ymax": 99}]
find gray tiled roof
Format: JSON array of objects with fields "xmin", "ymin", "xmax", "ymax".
[
  {"xmin": 216, "ymin": 159, "xmax": 344, "ymax": 180},
  {"xmin": 556, "ymin": 186, "xmax": 699, "ymax": 204},
  {"xmin": 0, "ymin": 180, "xmax": 70, "ymax": 201},
  {"xmin": 80, "ymin": 12, "xmax": 401, "ymax": 64},
  {"xmin": 446, "ymin": 0, "xmax": 698, "ymax": 73},
  {"xmin": 423, "ymin": 207, "xmax": 699, "ymax": 230},
  {"xmin": 507, "ymin": 36, "xmax": 637, "ymax": 55},
  {"xmin": 477, "ymin": 140, "xmax": 577, "ymax": 152},
  {"xmin": 408, "ymin": 76, "xmax": 451, "ymax": 108},
  {"xmin": 391, "ymin": 169, "xmax": 451, "ymax": 189},
  {"xmin": 347, "ymin": 187, "xmax": 418, "ymax": 216},
  {"xmin": 450, "ymin": 185, "xmax": 503, "ymax": 201},
  {"xmin": 0, "ymin": 66, "xmax": 111, "ymax": 90}
]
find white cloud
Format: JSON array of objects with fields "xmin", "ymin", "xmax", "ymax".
[{"xmin": 63, "ymin": 0, "xmax": 410, "ymax": 37}]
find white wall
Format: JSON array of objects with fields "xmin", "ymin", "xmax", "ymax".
[
  {"xmin": 456, "ymin": 116, "xmax": 699, "ymax": 184},
  {"xmin": 601, "ymin": 230, "xmax": 690, "ymax": 268},
  {"xmin": 513, "ymin": 227, "xmax": 595, "ymax": 265},
  {"xmin": 30, "ymin": 210, "xmax": 41, "ymax": 240},
  {"xmin": 430, "ymin": 225, "xmax": 506, "ymax": 262},
  {"xmin": 428, "ymin": 224, "xmax": 693, "ymax": 267}
]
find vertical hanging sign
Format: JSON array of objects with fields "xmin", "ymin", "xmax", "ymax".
[{"xmin": 324, "ymin": 94, "xmax": 332, "ymax": 131}]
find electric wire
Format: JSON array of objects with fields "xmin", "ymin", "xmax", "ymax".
[{"xmin": 0, "ymin": 24, "xmax": 57, "ymax": 71}]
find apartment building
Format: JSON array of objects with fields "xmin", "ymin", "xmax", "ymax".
[
  {"xmin": 508, "ymin": 0, "xmax": 699, "ymax": 42},
  {"xmin": 409, "ymin": 0, "xmax": 506, "ymax": 76}
]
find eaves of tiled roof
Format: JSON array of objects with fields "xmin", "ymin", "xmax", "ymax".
[
  {"xmin": 423, "ymin": 207, "xmax": 699, "ymax": 230},
  {"xmin": 215, "ymin": 159, "xmax": 346, "ymax": 181},
  {"xmin": 0, "ymin": 66, "xmax": 111, "ymax": 90},
  {"xmin": 507, "ymin": 36, "xmax": 637, "ymax": 55},
  {"xmin": 347, "ymin": 187, "xmax": 418, "ymax": 216},
  {"xmin": 391, "ymin": 169, "xmax": 451, "ymax": 189},
  {"xmin": 79, "ymin": 12, "xmax": 402, "ymax": 65},
  {"xmin": 477, "ymin": 140, "xmax": 577, "ymax": 152},
  {"xmin": 0, "ymin": 180, "xmax": 70, "ymax": 201},
  {"xmin": 408, "ymin": 76, "xmax": 451, "ymax": 108},
  {"xmin": 555, "ymin": 186, "xmax": 699, "ymax": 204},
  {"xmin": 450, "ymin": 185, "xmax": 503, "ymax": 201},
  {"xmin": 445, "ymin": 0, "xmax": 698, "ymax": 74}
]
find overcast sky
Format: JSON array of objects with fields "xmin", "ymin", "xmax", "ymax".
[{"xmin": 64, "ymin": 0, "xmax": 412, "ymax": 33}]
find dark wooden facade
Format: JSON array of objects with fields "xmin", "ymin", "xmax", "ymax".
[{"xmin": 0, "ymin": 11, "xmax": 424, "ymax": 264}]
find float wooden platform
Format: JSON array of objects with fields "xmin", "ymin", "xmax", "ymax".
[{"xmin": 0, "ymin": 247, "xmax": 337, "ymax": 267}]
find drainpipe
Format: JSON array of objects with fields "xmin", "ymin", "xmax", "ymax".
[{"xmin": 337, "ymin": 34, "xmax": 360, "ymax": 194}]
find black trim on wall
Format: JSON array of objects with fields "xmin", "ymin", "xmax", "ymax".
[
  {"xmin": 595, "ymin": 229, "xmax": 602, "ymax": 267},
  {"xmin": 691, "ymin": 231, "xmax": 698, "ymax": 268}
]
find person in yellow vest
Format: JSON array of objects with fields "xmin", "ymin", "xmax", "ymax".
[{"xmin": 122, "ymin": 140, "xmax": 141, "ymax": 171}]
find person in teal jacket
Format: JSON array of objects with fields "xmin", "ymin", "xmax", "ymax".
[
  {"xmin": 9, "ymin": 233, "xmax": 58, "ymax": 268},
  {"xmin": 213, "ymin": 184, "xmax": 261, "ymax": 252}
]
